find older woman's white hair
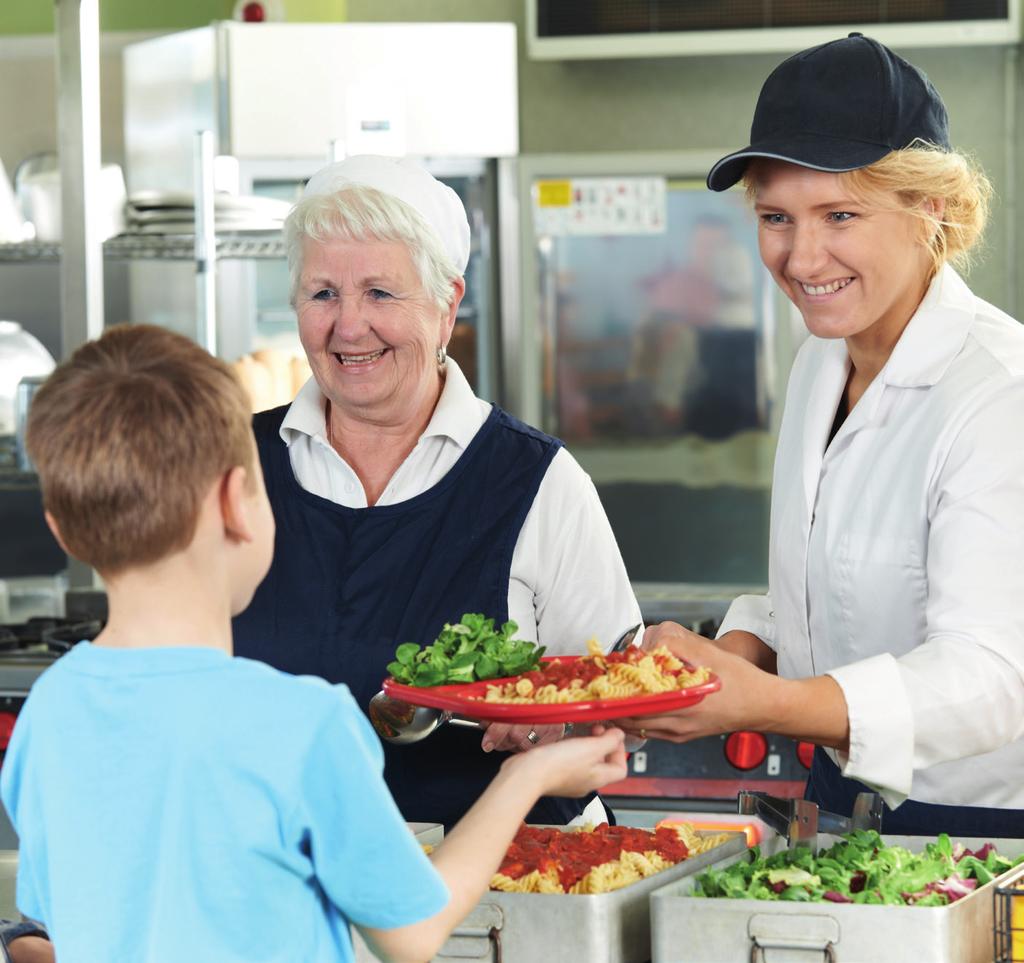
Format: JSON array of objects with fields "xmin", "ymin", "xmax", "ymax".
[{"xmin": 285, "ymin": 156, "xmax": 470, "ymax": 312}]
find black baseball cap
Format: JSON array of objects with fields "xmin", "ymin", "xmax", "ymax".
[{"xmin": 706, "ymin": 33, "xmax": 950, "ymax": 192}]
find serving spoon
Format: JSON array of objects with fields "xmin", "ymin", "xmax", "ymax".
[{"xmin": 368, "ymin": 622, "xmax": 643, "ymax": 745}]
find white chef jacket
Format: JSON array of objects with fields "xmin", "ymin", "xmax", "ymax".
[
  {"xmin": 719, "ymin": 265, "xmax": 1024, "ymax": 809},
  {"xmin": 278, "ymin": 359, "xmax": 643, "ymax": 657}
]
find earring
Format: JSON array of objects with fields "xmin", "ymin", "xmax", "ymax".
[{"xmin": 436, "ymin": 345, "xmax": 447, "ymax": 367}]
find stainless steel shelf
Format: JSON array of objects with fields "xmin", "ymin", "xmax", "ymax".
[{"xmin": 0, "ymin": 233, "xmax": 286, "ymax": 263}]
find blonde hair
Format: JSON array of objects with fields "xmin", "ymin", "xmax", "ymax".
[
  {"xmin": 26, "ymin": 324, "xmax": 256, "ymax": 577},
  {"xmin": 745, "ymin": 145, "xmax": 992, "ymax": 277},
  {"xmin": 285, "ymin": 185, "xmax": 461, "ymax": 311}
]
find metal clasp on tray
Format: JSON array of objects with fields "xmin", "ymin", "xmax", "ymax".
[
  {"xmin": 437, "ymin": 903, "xmax": 503, "ymax": 963},
  {"xmin": 749, "ymin": 912, "xmax": 839, "ymax": 962}
]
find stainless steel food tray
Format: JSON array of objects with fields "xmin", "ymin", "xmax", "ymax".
[
  {"xmin": 651, "ymin": 834, "xmax": 1024, "ymax": 963},
  {"xmin": 433, "ymin": 830, "xmax": 746, "ymax": 963},
  {"xmin": 352, "ymin": 827, "xmax": 743, "ymax": 963},
  {"xmin": 407, "ymin": 821, "xmax": 444, "ymax": 849}
]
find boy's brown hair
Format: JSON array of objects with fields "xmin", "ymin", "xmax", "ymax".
[{"xmin": 26, "ymin": 324, "xmax": 256, "ymax": 576}]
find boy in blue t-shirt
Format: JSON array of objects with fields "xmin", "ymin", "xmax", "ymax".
[{"xmin": 1, "ymin": 325, "xmax": 627, "ymax": 963}]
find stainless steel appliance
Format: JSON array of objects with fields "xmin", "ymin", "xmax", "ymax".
[{"xmin": 503, "ymin": 151, "xmax": 806, "ymax": 587}]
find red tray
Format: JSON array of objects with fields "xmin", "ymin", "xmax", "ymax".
[{"xmin": 381, "ymin": 655, "xmax": 721, "ymax": 723}]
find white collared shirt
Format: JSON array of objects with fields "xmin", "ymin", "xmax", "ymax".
[
  {"xmin": 278, "ymin": 359, "xmax": 643, "ymax": 656},
  {"xmin": 720, "ymin": 265, "xmax": 1024, "ymax": 809}
]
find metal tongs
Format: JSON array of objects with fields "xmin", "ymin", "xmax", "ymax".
[{"xmin": 738, "ymin": 789, "xmax": 883, "ymax": 851}]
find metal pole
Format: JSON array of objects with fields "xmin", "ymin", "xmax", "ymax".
[
  {"xmin": 1003, "ymin": 45, "xmax": 1018, "ymax": 319},
  {"xmin": 55, "ymin": 0, "xmax": 104, "ymax": 357},
  {"xmin": 193, "ymin": 129, "xmax": 217, "ymax": 354},
  {"xmin": 55, "ymin": 0, "xmax": 103, "ymax": 595}
]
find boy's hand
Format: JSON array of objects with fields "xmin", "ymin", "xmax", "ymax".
[{"xmin": 503, "ymin": 726, "xmax": 626, "ymax": 797}]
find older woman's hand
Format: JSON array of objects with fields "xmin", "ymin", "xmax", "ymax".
[{"xmin": 481, "ymin": 722, "xmax": 567, "ymax": 753}]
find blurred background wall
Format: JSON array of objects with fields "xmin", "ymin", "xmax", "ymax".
[{"xmin": 0, "ymin": 0, "xmax": 1020, "ymax": 356}]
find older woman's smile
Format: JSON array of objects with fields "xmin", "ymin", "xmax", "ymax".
[{"xmin": 333, "ymin": 347, "xmax": 390, "ymax": 367}]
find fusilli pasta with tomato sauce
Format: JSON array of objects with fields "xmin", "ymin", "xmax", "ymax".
[
  {"xmin": 479, "ymin": 639, "xmax": 710, "ymax": 705},
  {"xmin": 489, "ymin": 822, "xmax": 730, "ymax": 895}
]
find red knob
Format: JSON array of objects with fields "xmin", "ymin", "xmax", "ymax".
[
  {"xmin": 797, "ymin": 741, "xmax": 816, "ymax": 769},
  {"xmin": 242, "ymin": 2, "xmax": 266, "ymax": 22},
  {"xmin": 725, "ymin": 731, "xmax": 767, "ymax": 771},
  {"xmin": 0, "ymin": 712, "xmax": 17, "ymax": 751}
]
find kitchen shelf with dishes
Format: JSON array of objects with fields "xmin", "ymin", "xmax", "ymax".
[{"xmin": 0, "ymin": 233, "xmax": 287, "ymax": 263}]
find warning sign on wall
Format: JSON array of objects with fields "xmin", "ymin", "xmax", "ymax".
[{"xmin": 532, "ymin": 176, "xmax": 667, "ymax": 236}]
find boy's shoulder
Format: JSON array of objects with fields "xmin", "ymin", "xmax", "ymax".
[
  {"xmin": 33, "ymin": 644, "xmax": 355, "ymax": 722},
  {"xmin": 231, "ymin": 654, "xmax": 355, "ymax": 713}
]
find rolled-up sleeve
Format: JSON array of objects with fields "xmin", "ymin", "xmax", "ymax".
[
  {"xmin": 829, "ymin": 380, "xmax": 1024, "ymax": 803},
  {"xmin": 827, "ymin": 654, "xmax": 915, "ymax": 807},
  {"xmin": 717, "ymin": 593, "xmax": 777, "ymax": 651}
]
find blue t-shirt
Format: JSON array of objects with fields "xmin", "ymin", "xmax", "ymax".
[{"xmin": 0, "ymin": 643, "xmax": 449, "ymax": 962}]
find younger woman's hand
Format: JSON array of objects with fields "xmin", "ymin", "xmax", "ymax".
[{"xmin": 619, "ymin": 621, "xmax": 780, "ymax": 743}]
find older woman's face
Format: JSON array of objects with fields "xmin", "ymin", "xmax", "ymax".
[
  {"xmin": 753, "ymin": 160, "xmax": 934, "ymax": 348},
  {"xmin": 295, "ymin": 236, "xmax": 459, "ymax": 423}
]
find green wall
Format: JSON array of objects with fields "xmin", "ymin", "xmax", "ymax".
[{"xmin": 0, "ymin": 0, "xmax": 345, "ymax": 35}]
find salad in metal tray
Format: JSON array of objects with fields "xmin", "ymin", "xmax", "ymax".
[{"xmin": 694, "ymin": 829, "xmax": 1024, "ymax": 906}]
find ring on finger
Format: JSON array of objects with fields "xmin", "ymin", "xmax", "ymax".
[{"xmin": 526, "ymin": 729, "xmax": 539, "ymax": 745}]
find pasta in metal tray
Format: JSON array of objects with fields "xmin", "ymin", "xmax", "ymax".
[{"xmin": 489, "ymin": 821, "xmax": 730, "ymax": 895}]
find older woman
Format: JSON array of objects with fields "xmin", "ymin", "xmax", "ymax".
[
  {"xmin": 621, "ymin": 34, "xmax": 1024, "ymax": 836},
  {"xmin": 233, "ymin": 155, "xmax": 641, "ymax": 828}
]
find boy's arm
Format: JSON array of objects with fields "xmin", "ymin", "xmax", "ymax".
[{"xmin": 357, "ymin": 729, "xmax": 626, "ymax": 963}]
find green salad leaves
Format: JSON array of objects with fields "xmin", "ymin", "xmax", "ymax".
[
  {"xmin": 387, "ymin": 613, "xmax": 545, "ymax": 687},
  {"xmin": 694, "ymin": 830, "xmax": 1024, "ymax": 907}
]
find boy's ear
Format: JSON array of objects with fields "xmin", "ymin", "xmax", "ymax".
[
  {"xmin": 220, "ymin": 466, "xmax": 254, "ymax": 544},
  {"xmin": 43, "ymin": 511, "xmax": 70, "ymax": 555}
]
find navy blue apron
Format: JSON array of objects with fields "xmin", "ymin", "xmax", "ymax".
[
  {"xmin": 806, "ymin": 748, "xmax": 1024, "ymax": 837},
  {"xmin": 233, "ymin": 403, "xmax": 595, "ymax": 829}
]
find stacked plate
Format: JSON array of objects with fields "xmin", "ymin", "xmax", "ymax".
[{"xmin": 125, "ymin": 191, "xmax": 292, "ymax": 235}]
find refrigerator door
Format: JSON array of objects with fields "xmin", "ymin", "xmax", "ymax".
[{"xmin": 507, "ymin": 151, "xmax": 805, "ymax": 587}]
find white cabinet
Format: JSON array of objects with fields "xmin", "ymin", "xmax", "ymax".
[{"xmin": 123, "ymin": 22, "xmax": 519, "ymax": 194}]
